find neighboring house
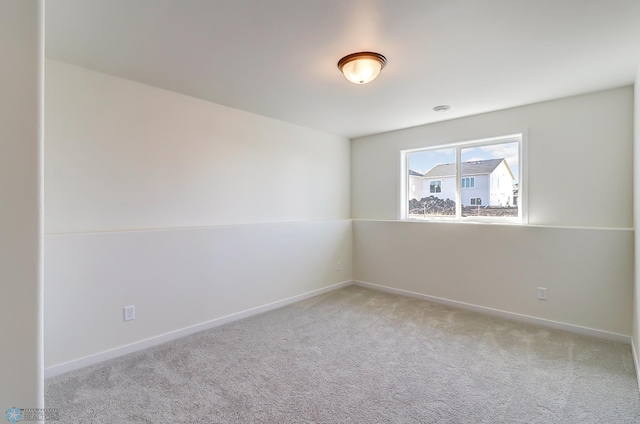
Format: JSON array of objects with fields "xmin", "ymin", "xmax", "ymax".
[
  {"xmin": 411, "ymin": 158, "xmax": 515, "ymax": 207},
  {"xmin": 408, "ymin": 169, "xmax": 424, "ymax": 201}
]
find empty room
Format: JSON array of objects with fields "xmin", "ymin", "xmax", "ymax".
[{"xmin": 2, "ymin": 0, "xmax": 640, "ymax": 422}]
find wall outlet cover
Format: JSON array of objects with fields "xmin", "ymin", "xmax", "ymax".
[
  {"xmin": 537, "ymin": 287, "xmax": 547, "ymax": 300},
  {"xmin": 124, "ymin": 305, "xmax": 136, "ymax": 321}
]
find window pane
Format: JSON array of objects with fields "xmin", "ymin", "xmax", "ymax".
[
  {"xmin": 460, "ymin": 141, "xmax": 519, "ymax": 218},
  {"xmin": 407, "ymin": 148, "xmax": 456, "ymax": 218}
]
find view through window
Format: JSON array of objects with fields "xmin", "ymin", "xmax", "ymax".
[{"xmin": 405, "ymin": 135, "xmax": 521, "ymax": 222}]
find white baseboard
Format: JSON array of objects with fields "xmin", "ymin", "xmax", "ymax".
[
  {"xmin": 353, "ymin": 280, "xmax": 631, "ymax": 345},
  {"xmin": 632, "ymin": 338, "xmax": 640, "ymax": 394},
  {"xmin": 45, "ymin": 280, "xmax": 352, "ymax": 379},
  {"xmin": 46, "ymin": 279, "xmax": 634, "ymax": 380}
]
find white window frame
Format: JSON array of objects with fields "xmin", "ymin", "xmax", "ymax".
[
  {"xmin": 429, "ymin": 180, "xmax": 442, "ymax": 194},
  {"xmin": 400, "ymin": 133, "xmax": 527, "ymax": 224}
]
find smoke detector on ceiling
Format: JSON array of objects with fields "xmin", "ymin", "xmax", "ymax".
[{"xmin": 433, "ymin": 105, "xmax": 451, "ymax": 112}]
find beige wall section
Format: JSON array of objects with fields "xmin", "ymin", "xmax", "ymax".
[
  {"xmin": 45, "ymin": 60, "xmax": 350, "ymax": 234},
  {"xmin": 352, "ymin": 87, "xmax": 633, "ymax": 228},
  {"xmin": 44, "ymin": 61, "xmax": 352, "ymax": 372},
  {"xmin": 354, "ymin": 220, "xmax": 633, "ymax": 337},
  {"xmin": 45, "ymin": 220, "xmax": 352, "ymax": 368},
  {"xmin": 0, "ymin": 0, "xmax": 43, "ymax": 409}
]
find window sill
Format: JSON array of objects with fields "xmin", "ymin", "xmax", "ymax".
[{"xmin": 403, "ymin": 217, "xmax": 523, "ymax": 226}]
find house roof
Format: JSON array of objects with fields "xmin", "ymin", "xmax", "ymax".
[
  {"xmin": 423, "ymin": 159, "xmax": 508, "ymax": 178},
  {"xmin": 409, "ymin": 170, "xmax": 423, "ymax": 177}
]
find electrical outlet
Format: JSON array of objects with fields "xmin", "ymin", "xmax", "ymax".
[
  {"xmin": 124, "ymin": 305, "xmax": 136, "ymax": 321},
  {"xmin": 537, "ymin": 287, "xmax": 547, "ymax": 300},
  {"xmin": 336, "ymin": 261, "xmax": 342, "ymax": 271}
]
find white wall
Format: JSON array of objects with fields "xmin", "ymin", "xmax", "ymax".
[
  {"xmin": 46, "ymin": 60, "xmax": 349, "ymax": 233},
  {"xmin": 352, "ymin": 87, "xmax": 634, "ymax": 338},
  {"xmin": 45, "ymin": 61, "xmax": 352, "ymax": 371},
  {"xmin": 0, "ymin": 0, "xmax": 43, "ymax": 409},
  {"xmin": 408, "ymin": 175, "xmax": 423, "ymax": 200},
  {"xmin": 354, "ymin": 221, "xmax": 632, "ymax": 337},
  {"xmin": 353, "ymin": 87, "xmax": 633, "ymax": 228},
  {"xmin": 633, "ymin": 69, "xmax": 640, "ymax": 378},
  {"xmin": 489, "ymin": 162, "xmax": 513, "ymax": 207},
  {"xmin": 430, "ymin": 177, "xmax": 456, "ymax": 205},
  {"xmin": 461, "ymin": 175, "xmax": 488, "ymax": 207}
]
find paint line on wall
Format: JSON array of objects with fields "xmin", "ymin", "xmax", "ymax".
[
  {"xmin": 45, "ymin": 218, "xmax": 354, "ymax": 237},
  {"xmin": 352, "ymin": 218, "xmax": 633, "ymax": 232}
]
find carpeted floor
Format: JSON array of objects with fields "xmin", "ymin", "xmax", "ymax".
[{"xmin": 45, "ymin": 286, "xmax": 640, "ymax": 423}]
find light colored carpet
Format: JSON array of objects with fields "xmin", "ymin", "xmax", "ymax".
[{"xmin": 45, "ymin": 286, "xmax": 640, "ymax": 423}]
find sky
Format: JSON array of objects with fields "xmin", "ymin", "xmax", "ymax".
[{"xmin": 408, "ymin": 141, "xmax": 519, "ymax": 182}]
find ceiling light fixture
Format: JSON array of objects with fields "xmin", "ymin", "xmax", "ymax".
[{"xmin": 337, "ymin": 52, "xmax": 387, "ymax": 84}]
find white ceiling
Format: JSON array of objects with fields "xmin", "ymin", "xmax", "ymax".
[{"xmin": 46, "ymin": 0, "xmax": 640, "ymax": 139}]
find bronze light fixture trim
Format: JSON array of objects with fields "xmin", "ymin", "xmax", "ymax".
[{"xmin": 337, "ymin": 52, "xmax": 387, "ymax": 84}]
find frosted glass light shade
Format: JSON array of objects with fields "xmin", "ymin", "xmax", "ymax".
[{"xmin": 337, "ymin": 52, "xmax": 387, "ymax": 84}]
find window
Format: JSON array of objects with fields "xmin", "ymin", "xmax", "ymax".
[{"xmin": 403, "ymin": 134, "xmax": 523, "ymax": 222}]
